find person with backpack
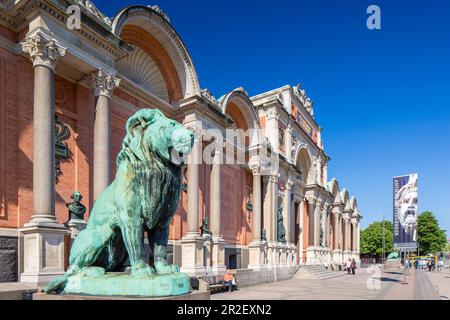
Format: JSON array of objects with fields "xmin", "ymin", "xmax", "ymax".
[
  {"xmin": 346, "ymin": 259, "xmax": 352, "ymax": 274},
  {"xmin": 351, "ymin": 258, "xmax": 357, "ymax": 275}
]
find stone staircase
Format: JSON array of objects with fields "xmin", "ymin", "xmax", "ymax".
[{"xmin": 294, "ymin": 265, "xmax": 346, "ymax": 280}]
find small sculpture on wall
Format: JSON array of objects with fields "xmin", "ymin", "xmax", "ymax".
[
  {"xmin": 65, "ymin": 191, "xmax": 86, "ymax": 224},
  {"xmin": 199, "ymin": 217, "xmax": 211, "ymax": 237},
  {"xmin": 261, "ymin": 228, "xmax": 267, "ymax": 242},
  {"xmin": 55, "ymin": 116, "xmax": 72, "ymax": 183},
  {"xmin": 277, "ymin": 208, "xmax": 286, "ymax": 243}
]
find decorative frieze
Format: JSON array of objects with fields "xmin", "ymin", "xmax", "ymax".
[
  {"xmin": 74, "ymin": 0, "xmax": 112, "ymax": 26},
  {"xmin": 201, "ymin": 88, "xmax": 218, "ymax": 106},
  {"xmin": 293, "ymin": 83, "xmax": 314, "ymax": 117}
]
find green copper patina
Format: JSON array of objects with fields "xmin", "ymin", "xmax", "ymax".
[
  {"xmin": 277, "ymin": 208, "xmax": 286, "ymax": 243},
  {"xmin": 45, "ymin": 109, "xmax": 194, "ymax": 297},
  {"xmin": 387, "ymin": 252, "xmax": 400, "ymax": 260}
]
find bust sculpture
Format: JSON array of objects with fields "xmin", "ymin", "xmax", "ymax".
[
  {"xmin": 199, "ymin": 217, "xmax": 211, "ymax": 237},
  {"xmin": 44, "ymin": 109, "xmax": 195, "ymax": 297},
  {"xmin": 65, "ymin": 192, "xmax": 86, "ymax": 223}
]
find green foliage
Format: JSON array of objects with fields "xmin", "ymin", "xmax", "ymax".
[
  {"xmin": 360, "ymin": 220, "xmax": 393, "ymax": 257},
  {"xmin": 418, "ymin": 211, "xmax": 447, "ymax": 255}
]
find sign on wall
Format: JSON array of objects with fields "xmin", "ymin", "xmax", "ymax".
[{"xmin": 393, "ymin": 174, "xmax": 418, "ymax": 251}]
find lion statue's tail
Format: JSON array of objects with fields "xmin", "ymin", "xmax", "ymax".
[
  {"xmin": 43, "ymin": 266, "xmax": 79, "ymax": 294},
  {"xmin": 43, "ymin": 274, "xmax": 69, "ymax": 294}
]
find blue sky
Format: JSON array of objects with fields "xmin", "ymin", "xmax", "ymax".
[{"xmin": 94, "ymin": 0, "xmax": 450, "ymax": 234}]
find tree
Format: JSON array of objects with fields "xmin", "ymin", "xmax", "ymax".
[
  {"xmin": 360, "ymin": 221, "xmax": 393, "ymax": 257},
  {"xmin": 417, "ymin": 211, "xmax": 447, "ymax": 255}
]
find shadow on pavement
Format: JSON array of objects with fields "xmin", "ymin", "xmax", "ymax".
[
  {"xmin": 379, "ymin": 277, "xmax": 402, "ymax": 283},
  {"xmin": 384, "ymin": 271, "xmax": 404, "ymax": 275}
]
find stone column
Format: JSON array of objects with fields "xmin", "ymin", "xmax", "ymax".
[
  {"xmin": 20, "ymin": 31, "xmax": 69, "ymax": 284},
  {"xmin": 307, "ymin": 199, "xmax": 316, "ymax": 247},
  {"xmin": 352, "ymin": 221, "xmax": 358, "ymax": 252},
  {"xmin": 180, "ymin": 124, "xmax": 205, "ymax": 276},
  {"xmin": 210, "ymin": 142, "xmax": 226, "ymax": 274},
  {"xmin": 283, "ymin": 178, "xmax": 293, "ymax": 245},
  {"xmin": 331, "ymin": 209, "xmax": 342, "ymax": 267},
  {"xmin": 248, "ymin": 164, "xmax": 266, "ymax": 270},
  {"xmin": 342, "ymin": 216, "xmax": 351, "ymax": 261},
  {"xmin": 333, "ymin": 212, "xmax": 340, "ymax": 251},
  {"xmin": 313, "ymin": 201, "xmax": 322, "ymax": 247},
  {"xmin": 267, "ymin": 173, "xmax": 279, "ymax": 266},
  {"xmin": 90, "ymin": 70, "xmax": 120, "ymax": 201}
]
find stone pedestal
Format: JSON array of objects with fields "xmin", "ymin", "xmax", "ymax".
[
  {"xmin": 67, "ymin": 219, "xmax": 87, "ymax": 242},
  {"xmin": 202, "ymin": 234, "xmax": 212, "ymax": 272},
  {"xmin": 180, "ymin": 234, "xmax": 205, "ymax": 276},
  {"xmin": 332, "ymin": 249, "xmax": 342, "ymax": 269},
  {"xmin": 211, "ymin": 237, "xmax": 226, "ymax": 274},
  {"xmin": 343, "ymin": 250, "xmax": 351, "ymax": 263},
  {"xmin": 20, "ymin": 225, "xmax": 69, "ymax": 285},
  {"xmin": 247, "ymin": 241, "xmax": 267, "ymax": 270},
  {"xmin": 306, "ymin": 246, "xmax": 318, "ymax": 265},
  {"xmin": 62, "ymin": 270, "xmax": 190, "ymax": 297}
]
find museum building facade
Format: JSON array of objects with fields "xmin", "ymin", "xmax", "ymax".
[{"xmin": 0, "ymin": 0, "xmax": 361, "ymax": 284}]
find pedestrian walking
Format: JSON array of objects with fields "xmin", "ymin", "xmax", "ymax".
[
  {"xmin": 427, "ymin": 260, "xmax": 432, "ymax": 272},
  {"xmin": 351, "ymin": 258, "xmax": 357, "ymax": 275},
  {"xmin": 414, "ymin": 259, "xmax": 419, "ymax": 269},
  {"xmin": 346, "ymin": 259, "xmax": 352, "ymax": 275},
  {"xmin": 437, "ymin": 260, "xmax": 443, "ymax": 272}
]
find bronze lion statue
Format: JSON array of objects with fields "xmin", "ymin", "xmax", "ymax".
[{"xmin": 45, "ymin": 109, "xmax": 194, "ymax": 293}]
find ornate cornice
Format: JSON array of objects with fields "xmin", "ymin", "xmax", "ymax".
[
  {"xmin": 21, "ymin": 31, "xmax": 66, "ymax": 71},
  {"xmin": 73, "ymin": 0, "xmax": 112, "ymax": 26},
  {"xmin": 293, "ymin": 83, "xmax": 314, "ymax": 117},
  {"xmin": 89, "ymin": 69, "xmax": 120, "ymax": 98},
  {"xmin": 201, "ymin": 88, "xmax": 219, "ymax": 107}
]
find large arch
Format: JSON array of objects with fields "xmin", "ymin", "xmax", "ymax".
[
  {"xmin": 350, "ymin": 196, "xmax": 358, "ymax": 212},
  {"xmin": 220, "ymin": 88, "xmax": 261, "ymax": 148},
  {"xmin": 340, "ymin": 188, "xmax": 350, "ymax": 210},
  {"xmin": 327, "ymin": 178, "xmax": 342, "ymax": 203},
  {"xmin": 293, "ymin": 144, "xmax": 314, "ymax": 184},
  {"xmin": 112, "ymin": 5, "xmax": 201, "ymax": 103}
]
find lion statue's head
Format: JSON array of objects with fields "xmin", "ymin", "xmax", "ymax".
[{"xmin": 117, "ymin": 109, "xmax": 194, "ymax": 167}]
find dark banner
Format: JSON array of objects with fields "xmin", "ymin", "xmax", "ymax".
[{"xmin": 393, "ymin": 174, "xmax": 418, "ymax": 251}]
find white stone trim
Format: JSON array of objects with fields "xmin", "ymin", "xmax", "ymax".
[{"xmin": 0, "ymin": 228, "xmax": 19, "ymax": 238}]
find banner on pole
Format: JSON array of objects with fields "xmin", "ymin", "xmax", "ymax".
[{"xmin": 393, "ymin": 174, "xmax": 418, "ymax": 251}]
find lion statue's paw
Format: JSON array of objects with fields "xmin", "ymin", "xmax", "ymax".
[
  {"xmin": 131, "ymin": 263, "xmax": 156, "ymax": 277},
  {"xmin": 154, "ymin": 262, "xmax": 180, "ymax": 275}
]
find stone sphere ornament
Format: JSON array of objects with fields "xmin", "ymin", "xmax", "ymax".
[{"xmin": 44, "ymin": 109, "xmax": 194, "ymax": 297}]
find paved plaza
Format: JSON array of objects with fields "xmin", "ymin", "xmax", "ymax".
[{"xmin": 212, "ymin": 268, "xmax": 446, "ymax": 300}]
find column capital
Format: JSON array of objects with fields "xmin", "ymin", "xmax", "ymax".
[
  {"xmin": 89, "ymin": 69, "xmax": 121, "ymax": 98},
  {"xmin": 306, "ymin": 196, "xmax": 316, "ymax": 206},
  {"xmin": 250, "ymin": 163, "xmax": 262, "ymax": 176},
  {"xmin": 269, "ymin": 173, "xmax": 279, "ymax": 184},
  {"xmin": 286, "ymin": 177, "xmax": 294, "ymax": 190},
  {"xmin": 21, "ymin": 31, "xmax": 66, "ymax": 72},
  {"xmin": 184, "ymin": 122, "xmax": 204, "ymax": 140}
]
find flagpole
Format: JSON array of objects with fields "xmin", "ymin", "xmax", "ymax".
[{"xmin": 382, "ymin": 212, "xmax": 386, "ymax": 265}]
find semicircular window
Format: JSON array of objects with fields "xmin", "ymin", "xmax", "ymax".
[{"xmin": 116, "ymin": 45, "xmax": 169, "ymax": 102}]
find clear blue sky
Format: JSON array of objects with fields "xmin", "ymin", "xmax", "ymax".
[{"xmin": 94, "ymin": 0, "xmax": 450, "ymax": 235}]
